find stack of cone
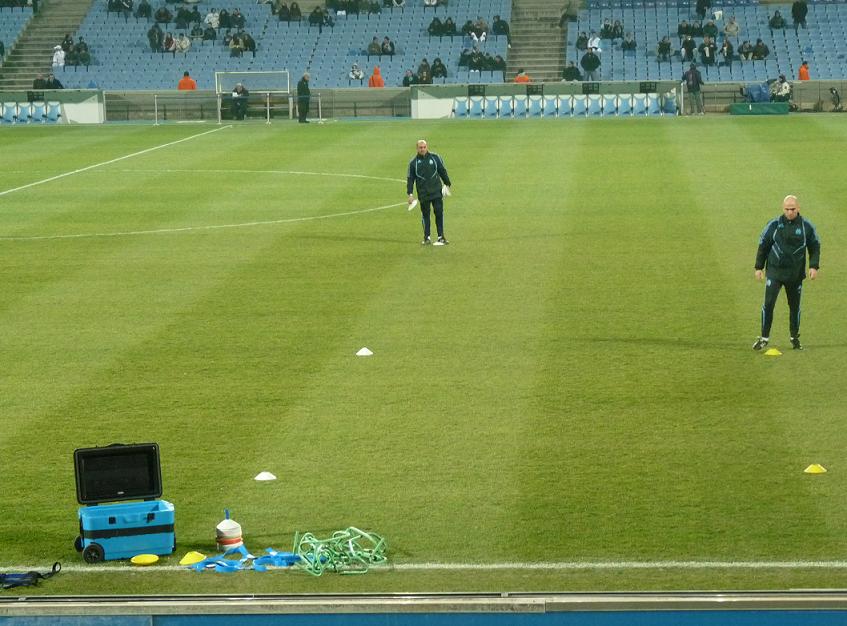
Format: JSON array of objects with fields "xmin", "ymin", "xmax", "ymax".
[{"xmin": 216, "ymin": 510, "xmax": 243, "ymax": 550}]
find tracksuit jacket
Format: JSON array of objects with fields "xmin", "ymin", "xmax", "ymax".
[{"xmin": 755, "ymin": 213, "xmax": 821, "ymax": 283}]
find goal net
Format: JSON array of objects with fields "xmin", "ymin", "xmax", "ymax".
[{"xmin": 214, "ymin": 70, "xmax": 290, "ymax": 95}]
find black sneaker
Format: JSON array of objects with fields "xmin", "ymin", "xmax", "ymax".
[
  {"xmin": 421, "ymin": 236, "xmax": 431, "ymax": 245},
  {"xmin": 752, "ymin": 337, "xmax": 769, "ymax": 351},
  {"xmin": 790, "ymin": 336, "xmax": 803, "ymax": 350},
  {"xmin": 434, "ymin": 236, "xmax": 449, "ymax": 246}
]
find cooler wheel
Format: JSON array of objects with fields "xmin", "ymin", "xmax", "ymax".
[
  {"xmin": 83, "ymin": 542, "xmax": 105, "ymax": 563},
  {"xmin": 74, "ymin": 536, "xmax": 83, "ymax": 552}
]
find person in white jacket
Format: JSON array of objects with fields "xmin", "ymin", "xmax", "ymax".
[{"xmin": 52, "ymin": 45, "xmax": 65, "ymax": 67}]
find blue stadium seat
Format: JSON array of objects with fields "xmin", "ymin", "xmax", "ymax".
[
  {"xmin": 16, "ymin": 102, "xmax": 30, "ymax": 124},
  {"xmin": 587, "ymin": 94, "xmax": 603, "ymax": 116},
  {"xmin": 468, "ymin": 95, "xmax": 484, "ymax": 118},
  {"xmin": 632, "ymin": 93, "xmax": 648, "ymax": 115},
  {"xmin": 601, "ymin": 95, "xmax": 617, "ymax": 116},
  {"xmin": 30, "ymin": 101, "xmax": 46, "ymax": 123},
  {"xmin": 617, "ymin": 94, "xmax": 633, "ymax": 115},
  {"xmin": 646, "ymin": 93, "xmax": 662, "ymax": 115},
  {"xmin": 557, "ymin": 96, "xmax": 572, "ymax": 117},
  {"xmin": 1, "ymin": 102, "xmax": 15, "ymax": 124},
  {"xmin": 527, "ymin": 95, "xmax": 543, "ymax": 118},
  {"xmin": 513, "ymin": 96, "xmax": 528, "ymax": 118},
  {"xmin": 662, "ymin": 92, "xmax": 678, "ymax": 115},
  {"xmin": 452, "ymin": 97, "xmax": 468, "ymax": 118},
  {"xmin": 542, "ymin": 96, "xmax": 558, "ymax": 117},
  {"xmin": 483, "ymin": 96, "xmax": 498, "ymax": 118},
  {"xmin": 572, "ymin": 94, "xmax": 588, "ymax": 117},
  {"xmin": 498, "ymin": 96, "xmax": 513, "ymax": 118}
]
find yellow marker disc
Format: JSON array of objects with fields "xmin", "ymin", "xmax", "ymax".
[
  {"xmin": 179, "ymin": 551, "xmax": 207, "ymax": 566},
  {"xmin": 130, "ymin": 554, "xmax": 160, "ymax": 566}
]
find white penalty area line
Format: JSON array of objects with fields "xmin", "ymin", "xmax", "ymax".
[
  {"xmin": 0, "ymin": 126, "xmax": 231, "ymax": 198},
  {"xmin": 0, "ymin": 202, "xmax": 407, "ymax": 241},
  {"xmin": 10, "ymin": 561, "xmax": 847, "ymax": 574},
  {"xmin": 124, "ymin": 169, "xmax": 406, "ymax": 184}
]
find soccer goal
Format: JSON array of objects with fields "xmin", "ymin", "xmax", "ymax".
[{"xmin": 214, "ymin": 70, "xmax": 291, "ymax": 124}]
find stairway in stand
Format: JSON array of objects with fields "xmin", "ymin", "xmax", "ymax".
[
  {"xmin": 505, "ymin": 0, "xmax": 568, "ymax": 83},
  {"xmin": 0, "ymin": 0, "xmax": 95, "ymax": 91}
]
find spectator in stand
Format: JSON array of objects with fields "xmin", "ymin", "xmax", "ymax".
[
  {"xmin": 61, "ymin": 33, "xmax": 74, "ymax": 53},
  {"xmin": 458, "ymin": 46, "xmax": 471, "ymax": 66},
  {"xmin": 231, "ymin": 8, "xmax": 245, "ymax": 28},
  {"xmin": 178, "ymin": 70, "xmax": 197, "ymax": 89},
  {"xmin": 162, "ymin": 31, "xmax": 176, "ymax": 54},
  {"xmin": 189, "ymin": 6, "xmax": 202, "ymax": 23},
  {"xmin": 74, "ymin": 36, "xmax": 91, "ymax": 65},
  {"xmin": 467, "ymin": 46, "xmax": 484, "ymax": 70},
  {"xmin": 471, "ymin": 16, "xmax": 488, "ymax": 43},
  {"xmin": 368, "ymin": 66, "xmax": 384, "ymax": 87},
  {"xmin": 657, "ymin": 36, "xmax": 672, "ymax": 62},
  {"xmin": 677, "ymin": 20, "xmax": 690, "ymax": 43},
  {"xmin": 289, "ymin": 2, "xmax": 301, "ymax": 20},
  {"xmin": 724, "ymin": 15, "xmax": 739, "ymax": 39},
  {"xmin": 431, "ymin": 57, "xmax": 447, "ymax": 78},
  {"xmin": 442, "ymin": 17, "xmax": 456, "ymax": 36},
  {"xmin": 695, "ymin": 0, "xmax": 710, "ymax": 20},
  {"xmin": 427, "ymin": 16, "xmax": 443, "ymax": 36},
  {"xmin": 203, "ymin": 24, "xmax": 216, "ymax": 40},
  {"xmin": 402, "ymin": 69, "xmax": 417, "ymax": 86},
  {"xmin": 690, "ymin": 20, "xmax": 703, "ymax": 37},
  {"xmin": 349, "ymin": 62, "xmax": 364, "ymax": 81},
  {"xmin": 562, "ymin": 60, "xmax": 582, "ymax": 81},
  {"xmin": 231, "ymin": 82, "xmax": 249, "ymax": 119},
  {"xmin": 46, "ymin": 73, "xmax": 63, "ymax": 89},
  {"xmin": 587, "ymin": 31, "xmax": 601, "ymax": 52},
  {"xmin": 204, "ymin": 7, "xmax": 220, "ymax": 28},
  {"xmin": 752, "ymin": 38, "xmax": 769, "ymax": 60},
  {"xmin": 135, "ymin": 0, "xmax": 151, "ymax": 19},
  {"xmin": 276, "ymin": 3, "xmax": 290, "ymax": 20},
  {"xmin": 175, "ymin": 32, "xmax": 191, "ymax": 52},
  {"xmin": 52, "ymin": 44, "xmax": 65, "ymax": 67},
  {"xmin": 719, "ymin": 38, "xmax": 734, "ymax": 66},
  {"xmin": 703, "ymin": 20, "xmax": 718, "ymax": 38},
  {"xmin": 175, "ymin": 6, "xmax": 192, "ymax": 29},
  {"xmin": 769, "ymin": 10, "xmax": 785, "ymax": 30},
  {"xmin": 223, "ymin": 28, "xmax": 234, "ymax": 46},
  {"xmin": 681, "ymin": 35, "xmax": 695, "ymax": 62},
  {"xmin": 621, "ymin": 32, "xmax": 636, "ymax": 51},
  {"xmin": 219, "ymin": 9, "xmax": 231, "ymax": 28},
  {"xmin": 229, "ymin": 32, "xmax": 244, "ymax": 56},
  {"xmin": 514, "ymin": 68, "xmax": 531, "ymax": 83},
  {"xmin": 770, "ymin": 74, "xmax": 791, "ymax": 102},
  {"xmin": 155, "ymin": 5, "xmax": 172, "ymax": 23},
  {"xmin": 417, "ymin": 58, "xmax": 431, "ymax": 83},
  {"xmin": 611, "ymin": 19, "xmax": 624, "ymax": 41},
  {"xmin": 381, "ymin": 36, "xmax": 395, "ymax": 55},
  {"xmin": 792, "ymin": 1, "xmax": 808, "ymax": 30},
  {"xmin": 241, "ymin": 30, "xmax": 256, "ymax": 54},
  {"xmin": 33, "ymin": 74, "xmax": 48, "ymax": 89},
  {"xmin": 798, "ymin": 60, "xmax": 810, "ymax": 80},
  {"xmin": 0, "ymin": 41, "xmax": 6, "ymax": 62},
  {"xmin": 367, "ymin": 36, "xmax": 381, "ymax": 55},
  {"xmin": 147, "ymin": 23, "xmax": 163, "ymax": 50},
  {"xmin": 117, "ymin": 0, "xmax": 133, "ymax": 21},
  {"xmin": 190, "ymin": 22, "xmax": 204, "ymax": 40},
  {"xmin": 699, "ymin": 35, "xmax": 716, "ymax": 65},
  {"xmin": 600, "ymin": 18, "xmax": 612, "ymax": 39},
  {"xmin": 580, "ymin": 48, "xmax": 600, "ymax": 80},
  {"xmin": 460, "ymin": 19, "xmax": 474, "ymax": 37},
  {"xmin": 575, "ymin": 31, "xmax": 588, "ymax": 50},
  {"xmin": 492, "ymin": 15, "xmax": 510, "ymax": 47},
  {"xmin": 738, "ymin": 40, "xmax": 753, "ymax": 60}
]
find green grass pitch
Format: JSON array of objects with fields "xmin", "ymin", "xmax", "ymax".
[{"xmin": 1, "ymin": 116, "xmax": 846, "ymax": 595}]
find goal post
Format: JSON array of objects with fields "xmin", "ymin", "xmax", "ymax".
[{"xmin": 214, "ymin": 70, "xmax": 291, "ymax": 124}]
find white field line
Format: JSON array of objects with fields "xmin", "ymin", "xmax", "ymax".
[
  {"xmin": 124, "ymin": 169, "xmax": 406, "ymax": 184},
  {"xmin": 0, "ymin": 126, "xmax": 231, "ymax": 198},
  {"xmin": 0, "ymin": 202, "xmax": 407, "ymax": 241},
  {"xmin": 8, "ymin": 561, "xmax": 847, "ymax": 574}
]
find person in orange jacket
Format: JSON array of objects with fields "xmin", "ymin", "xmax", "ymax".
[
  {"xmin": 514, "ymin": 68, "xmax": 531, "ymax": 83},
  {"xmin": 177, "ymin": 70, "xmax": 197, "ymax": 90},
  {"xmin": 368, "ymin": 66, "xmax": 385, "ymax": 87},
  {"xmin": 798, "ymin": 60, "xmax": 810, "ymax": 80}
]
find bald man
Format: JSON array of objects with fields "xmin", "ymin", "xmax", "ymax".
[
  {"xmin": 753, "ymin": 195, "xmax": 821, "ymax": 351},
  {"xmin": 407, "ymin": 139, "xmax": 452, "ymax": 245}
]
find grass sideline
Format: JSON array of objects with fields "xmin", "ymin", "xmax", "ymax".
[{"xmin": 0, "ymin": 117, "xmax": 845, "ymax": 594}]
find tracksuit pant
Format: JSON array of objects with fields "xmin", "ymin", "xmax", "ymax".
[
  {"xmin": 420, "ymin": 197, "xmax": 444, "ymax": 239},
  {"xmin": 761, "ymin": 277, "xmax": 803, "ymax": 338}
]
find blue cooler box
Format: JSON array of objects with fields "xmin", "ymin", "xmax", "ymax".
[{"xmin": 73, "ymin": 443, "xmax": 176, "ymax": 563}]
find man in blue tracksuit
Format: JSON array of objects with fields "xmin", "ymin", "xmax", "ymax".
[
  {"xmin": 407, "ymin": 139, "xmax": 452, "ymax": 245},
  {"xmin": 753, "ymin": 195, "xmax": 821, "ymax": 351}
]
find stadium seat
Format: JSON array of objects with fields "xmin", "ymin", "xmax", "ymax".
[
  {"xmin": 483, "ymin": 96, "xmax": 498, "ymax": 118},
  {"xmin": 617, "ymin": 93, "xmax": 633, "ymax": 115},
  {"xmin": 468, "ymin": 96, "xmax": 484, "ymax": 118},
  {"xmin": 1, "ymin": 102, "xmax": 15, "ymax": 124},
  {"xmin": 451, "ymin": 97, "xmax": 468, "ymax": 118},
  {"xmin": 587, "ymin": 94, "xmax": 603, "ymax": 116},
  {"xmin": 498, "ymin": 96, "xmax": 513, "ymax": 118},
  {"xmin": 572, "ymin": 95, "xmax": 588, "ymax": 117},
  {"xmin": 527, "ymin": 95, "xmax": 543, "ymax": 118},
  {"xmin": 601, "ymin": 95, "xmax": 617, "ymax": 116},
  {"xmin": 513, "ymin": 96, "xmax": 528, "ymax": 118},
  {"xmin": 16, "ymin": 102, "xmax": 31, "ymax": 124},
  {"xmin": 30, "ymin": 101, "xmax": 46, "ymax": 123},
  {"xmin": 632, "ymin": 93, "xmax": 648, "ymax": 116},
  {"xmin": 662, "ymin": 92, "xmax": 678, "ymax": 115},
  {"xmin": 542, "ymin": 96, "xmax": 558, "ymax": 118},
  {"xmin": 557, "ymin": 96, "xmax": 573, "ymax": 117},
  {"xmin": 646, "ymin": 93, "xmax": 662, "ymax": 116}
]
